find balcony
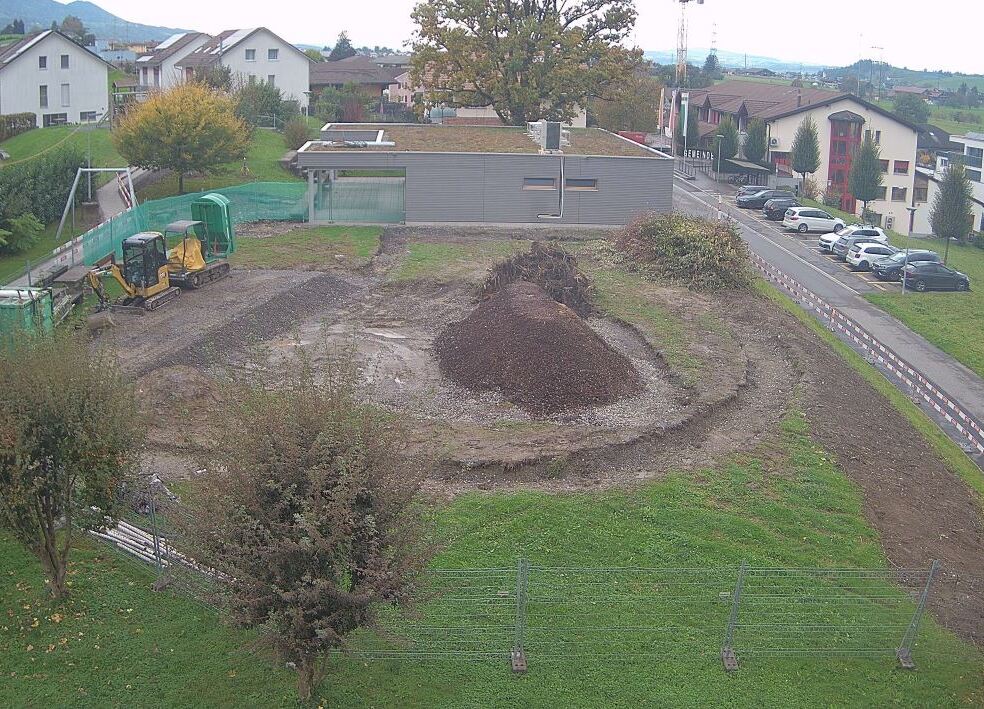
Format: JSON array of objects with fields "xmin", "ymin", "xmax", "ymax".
[{"xmin": 939, "ymin": 150, "xmax": 983, "ymax": 170}]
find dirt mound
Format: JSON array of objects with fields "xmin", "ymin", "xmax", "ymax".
[
  {"xmin": 481, "ymin": 241, "xmax": 593, "ymax": 316},
  {"xmin": 435, "ymin": 282, "xmax": 643, "ymax": 414}
]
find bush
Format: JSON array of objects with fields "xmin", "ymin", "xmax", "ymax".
[
  {"xmin": 0, "ymin": 212, "xmax": 44, "ymax": 254},
  {"xmin": 234, "ymin": 81, "xmax": 299, "ymax": 128},
  {"xmin": 616, "ymin": 213, "xmax": 751, "ymax": 291},
  {"xmin": 0, "ymin": 112, "xmax": 36, "ymax": 142},
  {"xmin": 822, "ymin": 187, "xmax": 843, "ymax": 208},
  {"xmin": 801, "ymin": 176, "xmax": 820, "ymax": 200},
  {"xmin": 0, "ymin": 145, "xmax": 85, "ymax": 226},
  {"xmin": 283, "ymin": 118, "xmax": 312, "ymax": 151},
  {"xmin": 481, "ymin": 241, "xmax": 593, "ymax": 316}
]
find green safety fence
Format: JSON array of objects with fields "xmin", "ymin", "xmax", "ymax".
[{"xmin": 81, "ymin": 182, "xmax": 307, "ymax": 265}]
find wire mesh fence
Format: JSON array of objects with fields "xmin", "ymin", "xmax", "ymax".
[{"xmin": 88, "ymin": 481, "xmax": 940, "ymax": 674}]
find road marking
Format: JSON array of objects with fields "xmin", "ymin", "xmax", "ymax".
[{"xmin": 674, "ymin": 180, "xmax": 860, "ymax": 296}]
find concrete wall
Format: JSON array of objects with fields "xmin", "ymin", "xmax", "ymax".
[
  {"xmin": 768, "ymin": 96, "xmax": 919, "ymax": 232},
  {"xmin": 220, "ymin": 29, "xmax": 310, "ymax": 109},
  {"xmin": 0, "ymin": 33, "xmax": 108, "ymax": 126},
  {"xmin": 297, "ymin": 150, "xmax": 673, "ymax": 225}
]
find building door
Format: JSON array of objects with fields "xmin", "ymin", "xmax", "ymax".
[{"xmin": 314, "ymin": 168, "xmax": 406, "ymax": 223}]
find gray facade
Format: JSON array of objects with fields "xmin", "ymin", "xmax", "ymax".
[{"xmin": 295, "ymin": 148, "xmax": 674, "ymax": 226}]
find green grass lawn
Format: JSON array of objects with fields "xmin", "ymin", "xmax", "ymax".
[
  {"xmin": 2, "ymin": 411, "xmax": 982, "ymax": 707},
  {"xmin": 232, "ymin": 226, "xmax": 382, "ymax": 269},
  {"xmin": 390, "ymin": 240, "xmax": 531, "ymax": 283},
  {"xmin": 137, "ymin": 129, "xmax": 299, "ymax": 201},
  {"xmin": 0, "ymin": 126, "xmax": 122, "ymax": 170},
  {"xmin": 0, "ymin": 220, "xmax": 92, "ymax": 285}
]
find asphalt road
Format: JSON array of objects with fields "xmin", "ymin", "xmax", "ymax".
[{"xmin": 674, "ymin": 176, "xmax": 984, "ymax": 458}]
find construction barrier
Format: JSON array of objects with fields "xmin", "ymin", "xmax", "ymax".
[{"xmin": 750, "ymin": 252, "xmax": 984, "ymax": 456}]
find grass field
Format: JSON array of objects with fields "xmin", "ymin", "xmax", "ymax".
[
  {"xmin": 232, "ymin": 226, "xmax": 382, "ymax": 269},
  {"xmin": 389, "ymin": 240, "xmax": 531, "ymax": 283},
  {"xmin": 0, "ymin": 126, "xmax": 122, "ymax": 170},
  {"xmin": 2, "ymin": 409, "xmax": 982, "ymax": 707},
  {"xmin": 0, "ymin": 220, "xmax": 92, "ymax": 284},
  {"xmin": 873, "ymin": 99, "xmax": 984, "ymax": 137}
]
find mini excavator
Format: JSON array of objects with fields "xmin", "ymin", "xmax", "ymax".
[{"xmin": 87, "ymin": 194, "xmax": 235, "ymax": 313}]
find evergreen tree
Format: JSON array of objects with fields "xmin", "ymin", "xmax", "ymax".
[
  {"xmin": 327, "ymin": 31, "xmax": 357, "ymax": 61},
  {"xmin": 702, "ymin": 52, "xmax": 720, "ymax": 79},
  {"xmin": 930, "ymin": 160, "xmax": 974, "ymax": 263},
  {"xmin": 848, "ymin": 133, "xmax": 884, "ymax": 220},
  {"xmin": 713, "ymin": 116, "xmax": 739, "ymax": 163},
  {"xmin": 674, "ymin": 105, "xmax": 700, "ymax": 156},
  {"xmin": 743, "ymin": 118, "xmax": 767, "ymax": 163},
  {"xmin": 791, "ymin": 116, "xmax": 821, "ymax": 187}
]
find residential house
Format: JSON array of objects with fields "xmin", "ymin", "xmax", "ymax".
[
  {"xmin": 135, "ymin": 32, "xmax": 210, "ymax": 90},
  {"xmin": 913, "ymin": 132, "xmax": 984, "ymax": 236},
  {"xmin": 0, "ymin": 30, "xmax": 110, "ymax": 127},
  {"xmin": 686, "ymin": 81, "xmax": 922, "ymax": 232},
  {"xmin": 309, "ymin": 54, "xmax": 401, "ymax": 99},
  {"xmin": 176, "ymin": 28, "xmax": 313, "ymax": 110}
]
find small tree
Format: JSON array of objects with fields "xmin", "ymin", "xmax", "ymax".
[
  {"xmin": 930, "ymin": 160, "xmax": 974, "ymax": 263},
  {"xmin": 702, "ymin": 53, "xmax": 721, "ymax": 79},
  {"xmin": 188, "ymin": 357, "xmax": 433, "ymax": 701},
  {"xmin": 194, "ymin": 64, "xmax": 233, "ymax": 91},
  {"xmin": 115, "ymin": 83, "xmax": 250, "ymax": 194},
  {"xmin": 304, "ymin": 48, "xmax": 323, "ymax": 62},
  {"xmin": 743, "ymin": 118, "xmax": 767, "ymax": 163},
  {"xmin": 0, "ymin": 333, "xmax": 138, "ymax": 598},
  {"xmin": 893, "ymin": 92, "xmax": 931, "ymax": 125},
  {"xmin": 713, "ymin": 117, "xmax": 739, "ymax": 163},
  {"xmin": 791, "ymin": 115, "xmax": 821, "ymax": 188},
  {"xmin": 0, "ymin": 213, "xmax": 43, "ymax": 254},
  {"xmin": 283, "ymin": 118, "xmax": 312, "ymax": 151},
  {"xmin": 314, "ymin": 88, "xmax": 344, "ymax": 123},
  {"xmin": 327, "ymin": 31, "xmax": 356, "ymax": 61},
  {"xmin": 848, "ymin": 133, "xmax": 884, "ymax": 220}
]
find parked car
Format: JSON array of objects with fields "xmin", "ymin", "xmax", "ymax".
[
  {"xmin": 736, "ymin": 185, "xmax": 770, "ymax": 198},
  {"xmin": 832, "ymin": 232, "xmax": 891, "ymax": 259},
  {"xmin": 736, "ymin": 189, "xmax": 796, "ymax": 209},
  {"xmin": 818, "ymin": 225, "xmax": 886, "ymax": 252},
  {"xmin": 901, "ymin": 262, "xmax": 971, "ymax": 292},
  {"xmin": 782, "ymin": 207, "xmax": 846, "ymax": 234},
  {"xmin": 763, "ymin": 197, "xmax": 800, "ymax": 220},
  {"xmin": 871, "ymin": 250, "xmax": 940, "ymax": 281},
  {"xmin": 846, "ymin": 243, "xmax": 899, "ymax": 270}
]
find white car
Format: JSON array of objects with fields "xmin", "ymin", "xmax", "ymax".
[
  {"xmin": 818, "ymin": 225, "xmax": 887, "ymax": 252},
  {"xmin": 846, "ymin": 242, "xmax": 899, "ymax": 271},
  {"xmin": 783, "ymin": 207, "xmax": 846, "ymax": 234}
]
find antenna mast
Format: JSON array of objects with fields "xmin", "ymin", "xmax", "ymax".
[{"xmin": 675, "ymin": 0, "xmax": 705, "ymax": 87}]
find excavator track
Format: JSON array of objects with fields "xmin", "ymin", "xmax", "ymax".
[
  {"xmin": 142, "ymin": 287, "xmax": 181, "ymax": 311},
  {"xmin": 170, "ymin": 260, "xmax": 231, "ymax": 289}
]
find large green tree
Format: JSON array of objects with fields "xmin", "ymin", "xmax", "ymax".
[
  {"xmin": 713, "ymin": 116, "xmax": 739, "ymax": 163},
  {"xmin": 0, "ymin": 333, "xmax": 138, "ymax": 598},
  {"xmin": 791, "ymin": 115, "xmax": 821, "ymax": 187},
  {"xmin": 590, "ymin": 71, "xmax": 662, "ymax": 133},
  {"xmin": 743, "ymin": 118, "xmax": 767, "ymax": 163},
  {"xmin": 412, "ymin": 0, "xmax": 640, "ymax": 126},
  {"xmin": 893, "ymin": 92, "xmax": 931, "ymax": 125},
  {"xmin": 930, "ymin": 160, "xmax": 975, "ymax": 263},
  {"xmin": 848, "ymin": 133, "xmax": 884, "ymax": 219},
  {"xmin": 115, "ymin": 83, "xmax": 250, "ymax": 194}
]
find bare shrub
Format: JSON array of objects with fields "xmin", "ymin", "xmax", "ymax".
[{"xmin": 481, "ymin": 241, "xmax": 594, "ymax": 316}]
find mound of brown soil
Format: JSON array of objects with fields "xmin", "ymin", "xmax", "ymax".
[{"xmin": 435, "ymin": 282, "xmax": 643, "ymax": 414}]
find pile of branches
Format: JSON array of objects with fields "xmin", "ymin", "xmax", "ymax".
[
  {"xmin": 480, "ymin": 241, "xmax": 593, "ymax": 317},
  {"xmin": 616, "ymin": 213, "xmax": 751, "ymax": 291}
]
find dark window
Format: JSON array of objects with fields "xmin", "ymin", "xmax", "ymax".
[
  {"xmin": 523, "ymin": 177, "xmax": 556, "ymax": 190},
  {"xmin": 875, "ymin": 130, "xmax": 881, "ymax": 144},
  {"xmin": 80, "ymin": 111, "xmax": 97, "ymax": 122},
  {"xmin": 967, "ymin": 169, "xmax": 982, "ymax": 183},
  {"xmin": 245, "ymin": 48, "xmax": 256, "ymax": 61},
  {"xmin": 268, "ymin": 48, "xmax": 279, "ymax": 60},
  {"xmin": 38, "ymin": 56, "xmax": 47, "ymax": 70},
  {"xmin": 894, "ymin": 160, "xmax": 909, "ymax": 175},
  {"xmin": 42, "ymin": 113, "xmax": 67, "ymax": 127},
  {"xmin": 565, "ymin": 178, "xmax": 598, "ymax": 191},
  {"xmin": 876, "ymin": 186, "xmax": 887, "ymax": 200},
  {"xmin": 892, "ymin": 187, "xmax": 908, "ymax": 202},
  {"xmin": 39, "ymin": 84, "xmax": 48, "ymax": 108},
  {"xmin": 878, "ymin": 159, "xmax": 889, "ymax": 173},
  {"xmin": 60, "ymin": 54, "xmax": 69, "ymax": 69}
]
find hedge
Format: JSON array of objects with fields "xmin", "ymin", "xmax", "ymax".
[
  {"xmin": 0, "ymin": 145, "xmax": 86, "ymax": 226},
  {"xmin": 0, "ymin": 112, "xmax": 36, "ymax": 143}
]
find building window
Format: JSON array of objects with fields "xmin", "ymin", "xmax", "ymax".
[
  {"xmin": 894, "ymin": 160, "xmax": 910, "ymax": 175},
  {"xmin": 248, "ymin": 74, "xmax": 256, "ymax": 85},
  {"xmin": 864, "ymin": 129, "xmax": 871, "ymax": 141},
  {"xmin": 267, "ymin": 74, "xmax": 276, "ymax": 86},
  {"xmin": 268, "ymin": 48, "xmax": 279, "ymax": 61},
  {"xmin": 876, "ymin": 186, "xmax": 887, "ymax": 200},
  {"xmin": 80, "ymin": 111, "xmax": 97, "ymax": 122},
  {"xmin": 42, "ymin": 113, "xmax": 68, "ymax": 127},
  {"xmin": 891, "ymin": 187, "xmax": 908, "ymax": 202},
  {"xmin": 874, "ymin": 130, "xmax": 881, "ymax": 144},
  {"xmin": 60, "ymin": 83, "xmax": 70, "ymax": 107},
  {"xmin": 968, "ymin": 169, "xmax": 982, "ymax": 183},
  {"xmin": 914, "ymin": 187, "xmax": 928, "ymax": 203},
  {"xmin": 878, "ymin": 159, "xmax": 889, "ymax": 173},
  {"xmin": 153, "ymin": 67, "xmax": 160, "ymax": 86},
  {"xmin": 39, "ymin": 85, "xmax": 48, "ymax": 108},
  {"xmin": 38, "ymin": 55, "xmax": 47, "ymax": 70},
  {"xmin": 60, "ymin": 54, "xmax": 69, "ymax": 69},
  {"xmin": 523, "ymin": 177, "xmax": 556, "ymax": 190},
  {"xmin": 565, "ymin": 178, "xmax": 598, "ymax": 191},
  {"xmin": 833, "ymin": 170, "xmax": 845, "ymax": 184},
  {"xmin": 245, "ymin": 48, "xmax": 256, "ymax": 61}
]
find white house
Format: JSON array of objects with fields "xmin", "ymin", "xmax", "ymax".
[
  {"xmin": 912, "ymin": 133, "xmax": 984, "ymax": 236},
  {"xmin": 0, "ymin": 30, "xmax": 110, "ymax": 127},
  {"xmin": 175, "ymin": 28, "xmax": 312, "ymax": 111},
  {"xmin": 135, "ymin": 32, "xmax": 211, "ymax": 91}
]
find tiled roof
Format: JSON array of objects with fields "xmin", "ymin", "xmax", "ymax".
[{"xmin": 310, "ymin": 55, "xmax": 403, "ymax": 87}]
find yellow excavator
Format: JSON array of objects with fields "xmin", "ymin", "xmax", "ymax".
[{"xmin": 88, "ymin": 194, "xmax": 235, "ymax": 313}]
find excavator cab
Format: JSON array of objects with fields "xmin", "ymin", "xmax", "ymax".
[{"xmin": 122, "ymin": 234, "xmax": 169, "ymax": 290}]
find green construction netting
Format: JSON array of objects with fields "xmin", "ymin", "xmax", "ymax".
[{"xmin": 80, "ymin": 182, "xmax": 307, "ymax": 265}]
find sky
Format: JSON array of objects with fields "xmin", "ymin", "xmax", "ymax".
[{"xmin": 72, "ymin": 0, "xmax": 984, "ymax": 74}]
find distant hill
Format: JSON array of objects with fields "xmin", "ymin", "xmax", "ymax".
[
  {"xmin": 0, "ymin": 0, "xmax": 189, "ymax": 42},
  {"xmin": 827, "ymin": 60, "xmax": 984, "ymax": 92},
  {"xmin": 645, "ymin": 49, "xmax": 828, "ymax": 74}
]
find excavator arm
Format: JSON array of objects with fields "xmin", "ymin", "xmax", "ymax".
[{"xmin": 87, "ymin": 263, "xmax": 136, "ymax": 309}]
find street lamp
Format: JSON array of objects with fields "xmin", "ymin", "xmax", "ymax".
[
  {"xmin": 715, "ymin": 134, "xmax": 724, "ymax": 181},
  {"xmin": 903, "ymin": 205, "xmax": 917, "ymax": 294}
]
